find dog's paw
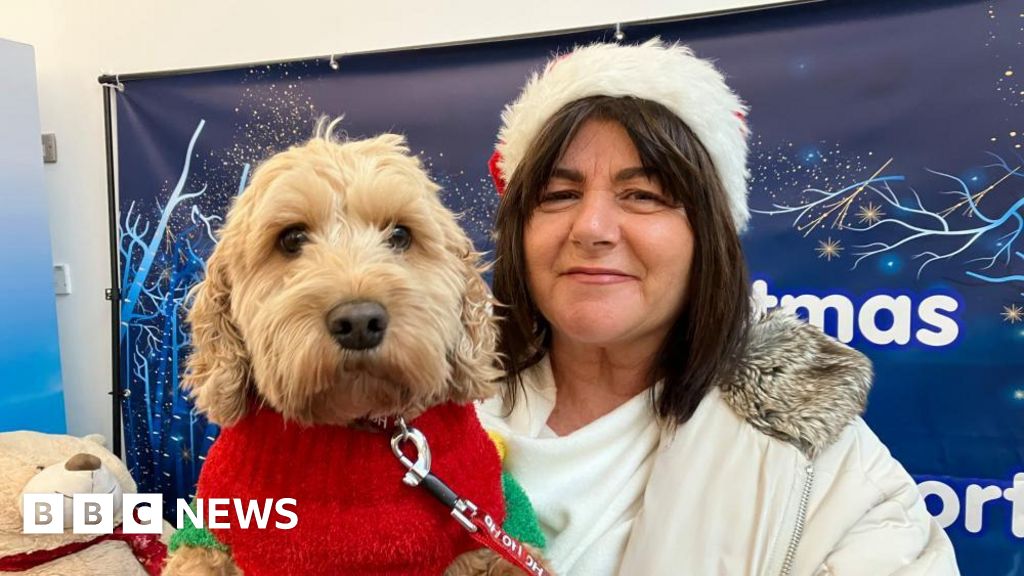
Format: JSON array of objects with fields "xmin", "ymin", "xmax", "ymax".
[
  {"xmin": 445, "ymin": 548, "xmax": 555, "ymax": 576},
  {"xmin": 164, "ymin": 546, "xmax": 243, "ymax": 576}
]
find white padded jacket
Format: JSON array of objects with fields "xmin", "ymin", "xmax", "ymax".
[{"xmin": 487, "ymin": 311, "xmax": 960, "ymax": 576}]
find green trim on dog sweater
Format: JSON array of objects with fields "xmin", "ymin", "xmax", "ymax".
[
  {"xmin": 501, "ymin": 470, "xmax": 547, "ymax": 550},
  {"xmin": 168, "ymin": 501, "xmax": 229, "ymax": 554}
]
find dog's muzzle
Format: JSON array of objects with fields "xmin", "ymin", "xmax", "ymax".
[{"xmin": 327, "ymin": 300, "xmax": 389, "ymax": 350}]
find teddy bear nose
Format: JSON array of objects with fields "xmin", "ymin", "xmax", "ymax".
[
  {"xmin": 327, "ymin": 300, "xmax": 389, "ymax": 350},
  {"xmin": 65, "ymin": 453, "xmax": 102, "ymax": 472}
]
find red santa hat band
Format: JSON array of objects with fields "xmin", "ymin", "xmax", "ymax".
[{"xmin": 491, "ymin": 38, "xmax": 751, "ymax": 232}]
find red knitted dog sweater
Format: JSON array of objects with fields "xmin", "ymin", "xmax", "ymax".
[{"xmin": 196, "ymin": 402, "xmax": 505, "ymax": 575}]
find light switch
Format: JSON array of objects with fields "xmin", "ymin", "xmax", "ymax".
[
  {"xmin": 42, "ymin": 133, "xmax": 57, "ymax": 163},
  {"xmin": 53, "ymin": 263, "xmax": 71, "ymax": 295}
]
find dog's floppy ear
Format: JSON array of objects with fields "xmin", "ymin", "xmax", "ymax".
[
  {"xmin": 448, "ymin": 235, "xmax": 503, "ymax": 403},
  {"xmin": 183, "ymin": 241, "xmax": 251, "ymax": 426}
]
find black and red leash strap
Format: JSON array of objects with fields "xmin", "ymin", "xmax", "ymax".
[{"xmin": 389, "ymin": 417, "xmax": 548, "ymax": 575}]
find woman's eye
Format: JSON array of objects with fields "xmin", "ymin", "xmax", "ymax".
[
  {"xmin": 387, "ymin": 225, "xmax": 412, "ymax": 252},
  {"xmin": 623, "ymin": 189, "xmax": 679, "ymax": 212},
  {"xmin": 277, "ymin": 226, "xmax": 309, "ymax": 255},
  {"xmin": 623, "ymin": 189, "xmax": 666, "ymax": 203},
  {"xmin": 538, "ymin": 190, "xmax": 579, "ymax": 205}
]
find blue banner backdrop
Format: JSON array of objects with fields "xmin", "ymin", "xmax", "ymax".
[{"xmin": 113, "ymin": 0, "xmax": 1022, "ymax": 572}]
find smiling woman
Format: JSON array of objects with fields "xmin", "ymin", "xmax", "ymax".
[
  {"xmin": 494, "ymin": 94, "xmax": 749, "ymax": 434},
  {"xmin": 527, "ymin": 119, "xmax": 694, "ymax": 358},
  {"xmin": 523, "ymin": 115, "xmax": 697, "ymax": 435},
  {"xmin": 477, "ymin": 39, "xmax": 960, "ymax": 576}
]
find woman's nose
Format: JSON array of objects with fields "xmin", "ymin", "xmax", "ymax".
[{"xmin": 569, "ymin": 191, "xmax": 619, "ymax": 248}]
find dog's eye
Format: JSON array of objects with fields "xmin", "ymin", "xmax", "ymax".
[
  {"xmin": 278, "ymin": 227, "xmax": 309, "ymax": 255},
  {"xmin": 387, "ymin": 225, "xmax": 412, "ymax": 252}
]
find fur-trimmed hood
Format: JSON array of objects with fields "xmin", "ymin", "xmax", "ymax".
[{"xmin": 719, "ymin": 310, "xmax": 873, "ymax": 459}]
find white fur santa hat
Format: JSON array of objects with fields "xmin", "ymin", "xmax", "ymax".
[{"xmin": 490, "ymin": 38, "xmax": 752, "ymax": 232}]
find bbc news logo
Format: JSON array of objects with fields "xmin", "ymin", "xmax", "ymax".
[{"xmin": 22, "ymin": 494, "xmax": 298, "ymax": 534}]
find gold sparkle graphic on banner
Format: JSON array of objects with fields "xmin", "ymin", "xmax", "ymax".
[
  {"xmin": 857, "ymin": 202, "xmax": 885, "ymax": 225},
  {"xmin": 1001, "ymin": 303, "xmax": 1023, "ymax": 323},
  {"xmin": 816, "ymin": 237, "xmax": 843, "ymax": 261}
]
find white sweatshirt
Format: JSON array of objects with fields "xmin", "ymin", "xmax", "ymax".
[{"xmin": 479, "ymin": 356, "xmax": 659, "ymax": 576}]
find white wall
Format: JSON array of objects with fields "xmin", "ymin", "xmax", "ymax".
[{"xmin": 0, "ymin": 0, "xmax": 790, "ymax": 440}]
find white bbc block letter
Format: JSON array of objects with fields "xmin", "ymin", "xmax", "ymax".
[
  {"xmin": 73, "ymin": 493, "xmax": 114, "ymax": 534},
  {"xmin": 207, "ymin": 498, "xmax": 231, "ymax": 529},
  {"xmin": 22, "ymin": 493, "xmax": 64, "ymax": 534},
  {"xmin": 123, "ymin": 493, "xmax": 164, "ymax": 534}
]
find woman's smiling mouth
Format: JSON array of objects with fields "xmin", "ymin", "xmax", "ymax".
[{"xmin": 562, "ymin": 266, "xmax": 636, "ymax": 284}]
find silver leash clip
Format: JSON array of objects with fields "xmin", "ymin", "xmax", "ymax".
[
  {"xmin": 451, "ymin": 498, "xmax": 479, "ymax": 532},
  {"xmin": 389, "ymin": 416, "xmax": 479, "ymax": 533},
  {"xmin": 390, "ymin": 417, "xmax": 431, "ymax": 487}
]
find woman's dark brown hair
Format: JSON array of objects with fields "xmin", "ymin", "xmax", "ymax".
[{"xmin": 492, "ymin": 95, "xmax": 751, "ymax": 426}]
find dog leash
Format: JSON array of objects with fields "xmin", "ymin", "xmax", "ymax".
[{"xmin": 390, "ymin": 417, "xmax": 548, "ymax": 576}]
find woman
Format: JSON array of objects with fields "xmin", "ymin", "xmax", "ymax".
[{"xmin": 478, "ymin": 40, "xmax": 959, "ymax": 576}]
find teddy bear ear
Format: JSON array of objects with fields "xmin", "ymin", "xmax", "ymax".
[{"xmin": 82, "ymin": 434, "xmax": 107, "ymax": 447}]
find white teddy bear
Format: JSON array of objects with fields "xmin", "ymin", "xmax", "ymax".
[{"xmin": 0, "ymin": 431, "xmax": 170, "ymax": 575}]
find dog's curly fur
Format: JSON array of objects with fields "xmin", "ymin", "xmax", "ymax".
[
  {"xmin": 164, "ymin": 120, "xmax": 536, "ymax": 575},
  {"xmin": 164, "ymin": 546, "xmax": 242, "ymax": 576}
]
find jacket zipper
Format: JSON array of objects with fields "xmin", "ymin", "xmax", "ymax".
[{"xmin": 778, "ymin": 464, "xmax": 815, "ymax": 576}]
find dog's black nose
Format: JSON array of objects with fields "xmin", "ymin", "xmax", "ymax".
[{"xmin": 327, "ymin": 300, "xmax": 389, "ymax": 350}]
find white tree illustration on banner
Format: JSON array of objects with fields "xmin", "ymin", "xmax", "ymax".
[{"xmin": 754, "ymin": 153, "xmax": 1024, "ymax": 324}]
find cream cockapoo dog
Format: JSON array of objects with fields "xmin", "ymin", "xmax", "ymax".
[{"xmin": 164, "ymin": 121, "xmax": 538, "ymax": 576}]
